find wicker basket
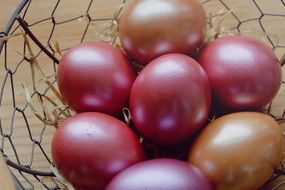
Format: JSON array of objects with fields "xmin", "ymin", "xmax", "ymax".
[{"xmin": 0, "ymin": 0, "xmax": 284, "ymax": 189}]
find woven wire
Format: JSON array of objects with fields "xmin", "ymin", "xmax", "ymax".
[{"xmin": 0, "ymin": 0, "xmax": 284, "ymax": 189}]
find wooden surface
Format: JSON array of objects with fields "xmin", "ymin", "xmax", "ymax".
[
  {"xmin": 0, "ymin": 0, "xmax": 285, "ymax": 189},
  {"xmin": 0, "ymin": 153, "xmax": 16, "ymax": 190}
]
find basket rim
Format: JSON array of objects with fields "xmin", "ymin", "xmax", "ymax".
[{"xmin": 0, "ymin": 0, "xmax": 29, "ymax": 53}]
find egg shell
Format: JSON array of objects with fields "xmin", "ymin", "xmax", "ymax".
[
  {"xmin": 198, "ymin": 35, "xmax": 282, "ymax": 112},
  {"xmin": 188, "ymin": 112, "xmax": 284, "ymax": 190},
  {"xmin": 119, "ymin": 0, "xmax": 207, "ymax": 65},
  {"xmin": 51, "ymin": 112, "xmax": 145, "ymax": 190},
  {"xmin": 105, "ymin": 158, "xmax": 213, "ymax": 190},
  {"xmin": 130, "ymin": 53, "xmax": 211, "ymax": 145}
]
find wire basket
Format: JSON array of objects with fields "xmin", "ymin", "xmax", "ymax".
[{"xmin": 0, "ymin": 0, "xmax": 284, "ymax": 189}]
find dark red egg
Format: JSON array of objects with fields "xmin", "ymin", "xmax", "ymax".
[
  {"xmin": 130, "ymin": 54, "xmax": 211, "ymax": 145},
  {"xmin": 198, "ymin": 35, "xmax": 282, "ymax": 112},
  {"xmin": 57, "ymin": 41, "xmax": 136, "ymax": 115},
  {"xmin": 51, "ymin": 112, "xmax": 145, "ymax": 190}
]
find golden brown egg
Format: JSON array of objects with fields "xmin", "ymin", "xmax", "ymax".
[
  {"xmin": 188, "ymin": 112, "xmax": 284, "ymax": 190},
  {"xmin": 119, "ymin": 0, "xmax": 207, "ymax": 65}
]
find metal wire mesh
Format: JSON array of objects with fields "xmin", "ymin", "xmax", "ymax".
[{"xmin": 0, "ymin": 0, "xmax": 284, "ymax": 189}]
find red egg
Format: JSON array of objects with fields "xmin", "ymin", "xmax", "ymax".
[
  {"xmin": 188, "ymin": 112, "xmax": 284, "ymax": 190},
  {"xmin": 105, "ymin": 158, "xmax": 213, "ymax": 190},
  {"xmin": 130, "ymin": 54, "xmax": 211, "ymax": 145},
  {"xmin": 198, "ymin": 35, "xmax": 282, "ymax": 112},
  {"xmin": 51, "ymin": 112, "xmax": 145, "ymax": 190},
  {"xmin": 57, "ymin": 41, "xmax": 136, "ymax": 115},
  {"xmin": 119, "ymin": 0, "xmax": 207, "ymax": 65}
]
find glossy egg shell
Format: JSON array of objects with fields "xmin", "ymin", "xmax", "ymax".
[
  {"xmin": 51, "ymin": 112, "xmax": 145, "ymax": 190},
  {"xmin": 188, "ymin": 112, "xmax": 284, "ymax": 190},
  {"xmin": 57, "ymin": 41, "xmax": 136, "ymax": 115},
  {"xmin": 119, "ymin": 0, "xmax": 207, "ymax": 65},
  {"xmin": 105, "ymin": 158, "xmax": 213, "ymax": 190},
  {"xmin": 130, "ymin": 54, "xmax": 211, "ymax": 145},
  {"xmin": 198, "ymin": 35, "xmax": 282, "ymax": 112}
]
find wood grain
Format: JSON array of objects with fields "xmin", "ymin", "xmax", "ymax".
[
  {"xmin": 0, "ymin": 0, "xmax": 284, "ymax": 189},
  {"xmin": 0, "ymin": 153, "xmax": 16, "ymax": 190}
]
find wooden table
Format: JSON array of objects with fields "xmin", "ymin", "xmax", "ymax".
[{"xmin": 1, "ymin": 0, "xmax": 285, "ymax": 189}]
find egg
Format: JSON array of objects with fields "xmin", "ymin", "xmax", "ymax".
[
  {"xmin": 51, "ymin": 112, "xmax": 145, "ymax": 190},
  {"xmin": 105, "ymin": 158, "xmax": 213, "ymax": 190},
  {"xmin": 188, "ymin": 112, "xmax": 284, "ymax": 190},
  {"xmin": 119, "ymin": 0, "xmax": 207, "ymax": 65},
  {"xmin": 130, "ymin": 54, "xmax": 211, "ymax": 145}
]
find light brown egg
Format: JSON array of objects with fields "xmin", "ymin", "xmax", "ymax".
[
  {"xmin": 119, "ymin": 0, "xmax": 207, "ymax": 65},
  {"xmin": 188, "ymin": 112, "xmax": 284, "ymax": 190}
]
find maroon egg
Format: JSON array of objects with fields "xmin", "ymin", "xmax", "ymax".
[
  {"xmin": 57, "ymin": 41, "xmax": 136, "ymax": 115},
  {"xmin": 198, "ymin": 35, "xmax": 282, "ymax": 112},
  {"xmin": 51, "ymin": 112, "xmax": 145, "ymax": 190},
  {"xmin": 119, "ymin": 0, "xmax": 207, "ymax": 65},
  {"xmin": 130, "ymin": 54, "xmax": 211, "ymax": 145},
  {"xmin": 105, "ymin": 158, "xmax": 213, "ymax": 190}
]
